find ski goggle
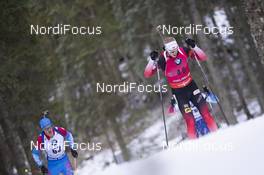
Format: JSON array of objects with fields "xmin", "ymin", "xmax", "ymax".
[
  {"xmin": 43, "ymin": 125, "xmax": 53, "ymax": 132},
  {"xmin": 167, "ymin": 48, "xmax": 178, "ymax": 55},
  {"xmin": 165, "ymin": 41, "xmax": 179, "ymax": 55}
]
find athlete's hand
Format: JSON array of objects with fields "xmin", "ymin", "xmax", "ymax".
[
  {"xmin": 185, "ymin": 38, "xmax": 196, "ymax": 48},
  {"xmin": 40, "ymin": 165, "xmax": 48, "ymax": 174},
  {"xmin": 150, "ymin": 51, "xmax": 159, "ymax": 60},
  {"xmin": 170, "ymin": 97, "xmax": 176, "ymax": 106},
  {"xmin": 203, "ymin": 85, "xmax": 210, "ymax": 94},
  {"xmin": 71, "ymin": 149, "xmax": 78, "ymax": 158}
]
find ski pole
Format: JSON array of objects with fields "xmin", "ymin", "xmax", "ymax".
[
  {"xmin": 156, "ymin": 62, "xmax": 169, "ymax": 147},
  {"xmin": 73, "ymin": 157, "xmax": 77, "ymax": 174},
  {"xmin": 156, "ymin": 25, "xmax": 165, "ymax": 41},
  {"xmin": 192, "ymin": 52, "xmax": 230, "ymax": 125},
  {"xmin": 155, "ymin": 26, "xmax": 169, "ymax": 147}
]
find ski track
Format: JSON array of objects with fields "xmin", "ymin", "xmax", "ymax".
[
  {"xmin": 77, "ymin": 114, "xmax": 264, "ymax": 175},
  {"xmin": 77, "ymin": 100, "xmax": 264, "ymax": 175}
]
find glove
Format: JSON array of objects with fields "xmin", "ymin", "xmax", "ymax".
[
  {"xmin": 203, "ymin": 85, "xmax": 210, "ymax": 94},
  {"xmin": 71, "ymin": 148, "xmax": 78, "ymax": 158},
  {"xmin": 150, "ymin": 51, "xmax": 159, "ymax": 60},
  {"xmin": 39, "ymin": 165, "xmax": 48, "ymax": 174},
  {"xmin": 185, "ymin": 38, "xmax": 195, "ymax": 48},
  {"xmin": 170, "ymin": 97, "xmax": 176, "ymax": 106},
  {"xmin": 168, "ymin": 97, "xmax": 177, "ymax": 114}
]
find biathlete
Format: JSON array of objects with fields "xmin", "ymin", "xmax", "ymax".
[{"xmin": 144, "ymin": 37, "xmax": 218, "ymax": 139}]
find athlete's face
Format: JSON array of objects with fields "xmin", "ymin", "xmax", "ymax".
[
  {"xmin": 165, "ymin": 41, "xmax": 178, "ymax": 58},
  {"xmin": 44, "ymin": 126, "xmax": 54, "ymax": 137},
  {"xmin": 168, "ymin": 48, "xmax": 178, "ymax": 57}
]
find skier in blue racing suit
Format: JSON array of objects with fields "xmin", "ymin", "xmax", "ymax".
[{"xmin": 31, "ymin": 111, "xmax": 78, "ymax": 175}]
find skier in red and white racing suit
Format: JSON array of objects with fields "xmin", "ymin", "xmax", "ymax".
[{"xmin": 144, "ymin": 37, "xmax": 218, "ymax": 139}]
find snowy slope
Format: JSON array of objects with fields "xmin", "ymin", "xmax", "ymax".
[{"xmin": 78, "ymin": 115, "xmax": 264, "ymax": 175}]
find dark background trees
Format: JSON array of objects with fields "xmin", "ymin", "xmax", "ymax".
[{"xmin": 0, "ymin": 0, "xmax": 263, "ymax": 174}]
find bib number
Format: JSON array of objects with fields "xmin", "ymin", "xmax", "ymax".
[{"xmin": 51, "ymin": 140, "xmax": 62, "ymax": 154}]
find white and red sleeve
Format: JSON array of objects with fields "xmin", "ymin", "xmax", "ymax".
[
  {"xmin": 144, "ymin": 58, "xmax": 157, "ymax": 78},
  {"xmin": 57, "ymin": 127, "xmax": 68, "ymax": 137},
  {"xmin": 58, "ymin": 127, "xmax": 75, "ymax": 149},
  {"xmin": 190, "ymin": 46, "xmax": 208, "ymax": 61}
]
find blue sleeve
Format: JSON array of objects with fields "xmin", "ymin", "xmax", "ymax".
[
  {"xmin": 32, "ymin": 148, "xmax": 42, "ymax": 167},
  {"xmin": 65, "ymin": 131, "xmax": 75, "ymax": 149}
]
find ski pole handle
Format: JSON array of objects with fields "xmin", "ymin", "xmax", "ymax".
[{"xmin": 156, "ymin": 25, "xmax": 165, "ymax": 42}]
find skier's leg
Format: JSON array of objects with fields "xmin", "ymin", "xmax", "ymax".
[
  {"xmin": 183, "ymin": 108, "xmax": 197, "ymax": 139},
  {"xmin": 175, "ymin": 95, "xmax": 197, "ymax": 139},
  {"xmin": 47, "ymin": 160, "xmax": 61, "ymax": 175},
  {"xmin": 60, "ymin": 156, "xmax": 73, "ymax": 175},
  {"xmin": 191, "ymin": 89, "xmax": 218, "ymax": 132}
]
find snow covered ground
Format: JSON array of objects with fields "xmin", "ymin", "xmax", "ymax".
[
  {"xmin": 77, "ymin": 114, "xmax": 264, "ymax": 175},
  {"xmin": 76, "ymin": 106, "xmax": 183, "ymax": 175},
  {"xmin": 126, "ymin": 110, "xmax": 183, "ymax": 159}
]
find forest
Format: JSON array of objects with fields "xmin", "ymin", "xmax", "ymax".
[{"xmin": 0, "ymin": 0, "xmax": 264, "ymax": 174}]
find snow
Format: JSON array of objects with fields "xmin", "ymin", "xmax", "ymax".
[
  {"xmin": 77, "ymin": 115, "xmax": 264, "ymax": 175},
  {"xmin": 127, "ymin": 111, "xmax": 182, "ymax": 159},
  {"xmin": 204, "ymin": 8, "xmax": 234, "ymax": 45},
  {"xmin": 76, "ymin": 150, "xmax": 114, "ymax": 175},
  {"xmin": 213, "ymin": 8, "xmax": 234, "ymax": 44},
  {"xmin": 76, "ymin": 106, "xmax": 183, "ymax": 175},
  {"xmin": 236, "ymin": 99, "xmax": 261, "ymax": 123}
]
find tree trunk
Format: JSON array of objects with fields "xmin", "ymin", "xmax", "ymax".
[
  {"xmin": 242, "ymin": 0, "xmax": 264, "ymax": 106},
  {"xmin": 242, "ymin": 0, "xmax": 264, "ymax": 65},
  {"xmin": 188, "ymin": 0, "xmax": 238, "ymax": 125},
  {"xmin": 96, "ymin": 50, "xmax": 130, "ymax": 162},
  {"xmin": 18, "ymin": 122, "xmax": 39, "ymax": 175},
  {"xmin": 109, "ymin": 116, "xmax": 131, "ymax": 161},
  {"xmin": 224, "ymin": 4, "xmax": 264, "ymax": 113},
  {"xmin": 209, "ymin": 12, "xmax": 254, "ymax": 120},
  {"xmin": 0, "ymin": 102, "xmax": 31, "ymax": 175},
  {"xmin": 0, "ymin": 124, "xmax": 15, "ymax": 175},
  {"xmin": 224, "ymin": 54, "xmax": 253, "ymax": 120},
  {"xmin": 102, "ymin": 121, "xmax": 118, "ymax": 164}
]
